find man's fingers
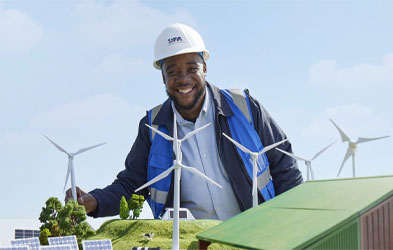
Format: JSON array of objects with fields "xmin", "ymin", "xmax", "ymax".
[{"xmin": 78, "ymin": 193, "xmax": 97, "ymax": 214}]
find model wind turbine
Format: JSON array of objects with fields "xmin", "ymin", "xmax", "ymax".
[
  {"xmin": 275, "ymin": 140, "xmax": 336, "ymax": 181},
  {"xmin": 43, "ymin": 134, "xmax": 106, "ymax": 201},
  {"xmin": 134, "ymin": 114, "xmax": 222, "ymax": 250},
  {"xmin": 222, "ymin": 133, "xmax": 288, "ymax": 207},
  {"xmin": 330, "ymin": 119, "xmax": 390, "ymax": 178}
]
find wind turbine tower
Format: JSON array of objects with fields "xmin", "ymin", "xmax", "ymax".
[
  {"xmin": 330, "ymin": 119, "xmax": 390, "ymax": 178},
  {"xmin": 43, "ymin": 134, "xmax": 106, "ymax": 201},
  {"xmin": 135, "ymin": 114, "xmax": 222, "ymax": 250}
]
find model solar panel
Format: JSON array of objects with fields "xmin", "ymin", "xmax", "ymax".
[
  {"xmin": 48, "ymin": 236, "xmax": 78, "ymax": 250},
  {"xmin": 82, "ymin": 240, "xmax": 112, "ymax": 250},
  {"xmin": 39, "ymin": 245, "xmax": 72, "ymax": 250},
  {"xmin": 0, "ymin": 246, "xmax": 30, "ymax": 250},
  {"xmin": 14, "ymin": 229, "xmax": 40, "ymax": 239},
  {"xmin": 10, "ymin": 237, "xmax": 40, "ymax": 250}
]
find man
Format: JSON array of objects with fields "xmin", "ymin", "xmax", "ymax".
[{"xmin": 66, "ymin": 23, "xmax": 303, "ymax": 220}]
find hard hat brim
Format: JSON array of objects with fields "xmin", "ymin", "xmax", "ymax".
[{"xmin": 153, "ymin": 50, "xmax": 209, "ymax": 70}]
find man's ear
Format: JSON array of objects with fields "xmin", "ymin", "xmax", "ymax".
[{"xmin": 161, "ymin": 70, "xmax": 166, "ymax": 85}]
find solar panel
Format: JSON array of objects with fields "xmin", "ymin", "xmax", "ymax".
[
  {"xmin": 14, "ymin": 229, "xmax": 40, "ymax": 239},
  {"xmin": 39, "ymin": 245, "xmax": 72, "ymax": 250},
  {"xmin": 0, "ymin": 246, "xmax": 30, "ymax": 250},
  {"xmin": 10, "ymin": 237, "xmax": 40, "ymax": 250},
  {"xmin": 82, "ymin": 240, "xmax": 112, "ymax": 250},
  {"xmin": 48, "ymin": 236, "xmax": 78, "ymax": 250}
]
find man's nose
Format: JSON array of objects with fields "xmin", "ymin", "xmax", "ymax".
[{"xmin": 175, "ymin": 71, "xmax": 192, "ymax": 83}]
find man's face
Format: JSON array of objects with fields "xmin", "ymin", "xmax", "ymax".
[{"xmin": 162, "ymin": 53, "xmax": 206, "ymax": 113}]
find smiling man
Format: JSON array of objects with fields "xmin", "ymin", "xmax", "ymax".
[{"xmin": 66, "ymin": 23, "xmax": 303, "ymax": 220}]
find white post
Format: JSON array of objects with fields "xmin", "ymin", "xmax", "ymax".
[
  {"xmin": 69, "ymin": 156, "xmax": 77, "ymax": 201},
  {"xmin": 172, "ymin": 165, "xmax": 180, "ymax": 250},
  {"xmin": 252, "ymin": 155, "xmax": 258, "ymax": 207},
  {"xmin": 352, "ymin": 153, "xmax": 356, "ymax": 178},
  {"xmin": 306, "ymin": 163, "xmax": 310, "ymax": 181}
]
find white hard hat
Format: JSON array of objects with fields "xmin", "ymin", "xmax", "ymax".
[{"xmin": 153, "ymin": 23, "xmax": 209, "ymax": 70}]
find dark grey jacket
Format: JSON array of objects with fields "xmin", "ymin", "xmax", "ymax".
[{"xmin": 89, "ymin": 82, "xmax": 303, "ymax": 218}]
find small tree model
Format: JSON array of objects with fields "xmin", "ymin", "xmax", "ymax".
[
  {"xmin": 119, "ymin": 196, "xmax": 129, "ymax": 219},
  {"xmin": 39, "ymin": 197, "xmax": 95, "ymax": 245},
  {"xmin": 39, "ymin": 228, "xmax": 51, "ymax": 245},
  {"xmin": 128, "ymin": 194, "xmax": 144, "ymax": 219}
]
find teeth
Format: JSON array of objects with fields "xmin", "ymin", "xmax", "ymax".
[{"xmin": 178, "ymin": 88, "xmax": 192, "ymax": 94}]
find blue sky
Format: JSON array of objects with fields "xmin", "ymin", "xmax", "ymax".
[{"xmin": 1, "ymin": 0, "xmax": 392, "ymax": 242}]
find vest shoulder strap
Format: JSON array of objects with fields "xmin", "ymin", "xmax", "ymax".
[
  {"xmin": 226, "ymin": 89, "xmax": 252, "ymax": 124},
  {"xmin": 149, "ymin": 103, "xmax": 163, "ymax": 141}
]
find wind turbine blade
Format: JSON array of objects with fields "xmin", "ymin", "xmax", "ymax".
[
  {"xmin": 145, "ymin": 124, "xmax": 173, "ymax": 141},
  {"xmin": 74, "ymin": 142, "xmax": 106, "ymax": 155},
  {"xmin": 330, "ymin": 119, "xmax": 350, "ymax": 142},
  {"xmin": 311, "ymin": 140, "xmax": 337, "ymax": 161},
  {"xmin": 63, "ymin": 159, "xmax": 72, "ymax": 192},
  {"xmin": 275, "ymin": 148, "xmax": 308, "ymax": 162},
  {"xmin": 134, "ymin": 166, "xmax": 175, "ymax": 192},
  {"xmin": 42, "ymin": 133, "xmax": 69, "ymax": 155},
  {"xmin": 181, "ymin": 123, "xmax": 211, "ymax": 142},
  {"xmin": 259, "ymin": 139, "xmax": 288, "ymax": 155},
  {"xmin": 356, "ymin": 135, "xmax": 390, "ymax": 144},
  {"xmin": 222, "ymin": 133, "xmax": 253, "ymax": 154},
  {"xmin": 337, "ymin": 146, "xmax": 353, "ymax": 177},
  {"xmin": 180, "ymin": 164, "xmax": 222, "ymax": 188}
]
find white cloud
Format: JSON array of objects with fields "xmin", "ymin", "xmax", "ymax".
[
  {"xmin": 74, "ymin": 0, "xmax": 196, "ymax": 49},
  {"xmin": 31, "ymin": 93, "xmax": 144, "ymax": 130},
  {"xmin": 0, "ymin": 8, "xmax": 44, "ymax": 54},
  {"xmin": 302, "ymin": 103, "xmax": 391, "ymax": 142},
  {"xmin": 308, "ymin": 53, "xmax": 393, "ymax": 88}
]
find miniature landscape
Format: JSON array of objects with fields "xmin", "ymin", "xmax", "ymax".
[{"xmin": 86, "ymin": 219, "xmax": 238, "ymax": 250}]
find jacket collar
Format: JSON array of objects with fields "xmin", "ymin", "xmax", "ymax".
[{"xmin": 152, "ymin": 82, "xmax": 234, "ymax": 131}]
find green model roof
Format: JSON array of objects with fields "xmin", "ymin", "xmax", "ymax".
[{"xmin": 197, "ymin": 175, "xmax": 393, "ymax": 249}]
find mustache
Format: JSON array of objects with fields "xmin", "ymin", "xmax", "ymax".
[{"xmin": 174, "ymin": 83, "xmax": 193, "ymax": 88}]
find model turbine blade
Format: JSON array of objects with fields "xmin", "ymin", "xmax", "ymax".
[
  {"xmin": 275, "ymin": 148, "xmax": 308, "ymax": 162},
  {"xmin": 145, "ymin": 124, "xmax": 174, "ymax": 141},
  {"xmin": 74, "ymin": 142, "xmax": 106, "ymax": 155},
  {"xmin": 311, "ymin": 140, "xmax": 337, "ymax": 161},
  {"xmin": 181, "ymin": 123, "xmax": 211, "ymax": 142},
  {"xmin": 330, "ymin": 119, "xmax": 350, "ymax": 142},
  {"xmin": 259, "ymin": 139, "xmax": 288, "ymax": 155},
  {"xmin": 180, "ymin": 163, "xmax": 222, "ymax": 188},
  {"xmin": 42, "ymin": 133, "xmax": 70, "ymax": 156},
  {"xmin": 337, "ymin": 146, "xmax": 353, "ymax": 177},
  {"xmin": 222, "ymin": 133, "xmax": 253, "ymax": 154},
  {"xmin": 63, "ymin": 159, "xmax": 72, "ymax": 193},
  {"xmin": 356, "ymin": 135, "xmax": 390, "ymax": 144},
  {"xmin": 134, "ymin": 165, "xmax": 176, "ymax": 192}
]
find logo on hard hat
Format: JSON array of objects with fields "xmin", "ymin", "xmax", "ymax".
[{"xmin": 168, "ymin": 36, "xmax": 183, "ymax": 45}]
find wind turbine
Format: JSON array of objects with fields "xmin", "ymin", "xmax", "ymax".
[
  {"xmin": 222, "ymin": 133, "xmax": 288, "ymax": 207},
  {"xmin": 275, "ymin": 140, "xmax": 336, "ymax": 181},
  {"xmin": 43, "ymin": 134, "xmax": 106, "ymax": 201},
  {"xmin": 134, "ymin": 114, "xmax": 222, "ymax": 250},
  {"xmin": 330, "ymin": 119, "xmax": 390, "ymax": 178}
]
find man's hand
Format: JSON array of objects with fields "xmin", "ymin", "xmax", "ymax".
[{"xmin": 65, "ymin": 186, "xmax": 97, "ymax": 214}]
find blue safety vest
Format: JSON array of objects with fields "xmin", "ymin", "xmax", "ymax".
[{"xmin": 146, "ymin": 89, "xmax": 275, "ymax": 218}]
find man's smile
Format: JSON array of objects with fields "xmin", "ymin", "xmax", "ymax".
[{"xmin": 176, "ymin": 86, "xmax": 195, "ymax": 95}]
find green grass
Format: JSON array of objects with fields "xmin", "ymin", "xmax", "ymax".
[{"xmin": 87, "ymin": 219, "xmax": 239, "ymax": 250}]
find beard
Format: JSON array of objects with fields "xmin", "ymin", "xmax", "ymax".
[{"xmin": 166, "ymin": 84, "xmax": 206, "ymax": 112}]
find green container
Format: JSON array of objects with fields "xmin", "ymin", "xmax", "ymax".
[{"xmin": 197, "ymin": 175, "xmax": 393, "ymax": 249}]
